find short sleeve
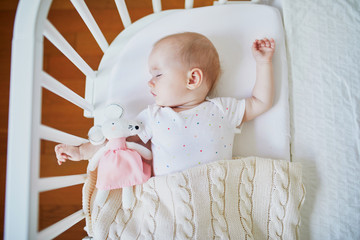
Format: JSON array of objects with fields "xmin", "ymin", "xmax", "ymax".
[
  {"xmin": 210, "ymin": 97, "xmax": 246, "ymax": 127},
  {"xmin": 135, "ymin": 107, "xmax": 153, "ymax": 144}
]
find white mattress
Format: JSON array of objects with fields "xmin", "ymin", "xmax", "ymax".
[
  {"xmin": 95, "ymin": 4, "xmax": 290, "ymax": 161},
  {"xmin": 283, "ymin": 0, "xmax": 360, "ymax": 239}
]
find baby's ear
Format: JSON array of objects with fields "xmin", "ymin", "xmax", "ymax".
[
  {"xmin": 187, "ymin": 68, "xmax": 203, "ymax": 90},
  {"xmin": 104, "ymin": 104, "xmax": 123, "ymax": 119}
]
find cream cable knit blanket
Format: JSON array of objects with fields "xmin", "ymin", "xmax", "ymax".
[{"xmin": 82, "ymin": 157, "xmax": 305, "ymax": 240}]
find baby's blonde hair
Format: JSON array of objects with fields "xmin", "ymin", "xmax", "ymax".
[{"xmin": 154, "ymin": 32, "xmax": 221, "ymax": 94}]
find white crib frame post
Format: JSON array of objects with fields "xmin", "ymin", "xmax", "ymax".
[{"xmin": 5, "ymin": 0, "xmax": 52, "ymax": 239}]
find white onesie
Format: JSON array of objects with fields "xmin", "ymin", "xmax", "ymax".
[{"xmin": 136, "ymin": 97, "xmax": 246, "ymax": 176}]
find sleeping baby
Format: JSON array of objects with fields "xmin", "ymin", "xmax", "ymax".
[{"xmin": 55, "ymin": 32, "xmax": 275, "ymax": 176}]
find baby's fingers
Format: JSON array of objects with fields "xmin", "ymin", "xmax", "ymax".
[
  {"xmin": 55, "ymin": 144, "xmax": 66, "ymax": 154},
  {"xmin": 55, "ymin": 144, "xmax": 68, "ymax": 165},
  {"xmin": 258, "ymin": 39, "xmax": 265, "ymax": 48},
  {"xmin": 55, "ymin": 145, "xmax": 62, "ymax": 157},
  {"xmin": 264, "ymin": 38, "xmax": 271, "ymax": 48},
  {"xmin": 270, "ymin": 38, "xmax": 275, "ymax": 49},
  {"xmin": 252, "ymin": 41, "xmax": 258, "ymax": 50},
  {"xmin": 252, "ymin": 39, "xmax": 263, "ymax": 50},
  {"xmin": 257, "ymin": 38, "xmax": 275, "ymax": 49},
  {"xmin": 57, "ymin": 156, "xmax": 67, "ymax": 165}
]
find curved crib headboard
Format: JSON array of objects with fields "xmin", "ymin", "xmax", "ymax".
[{"xmin": 5, "ymin": 0, "xmax": 277, "ymax": 239}]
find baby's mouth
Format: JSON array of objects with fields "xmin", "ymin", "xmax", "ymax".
[{"xmin": 151, "ymin": 91, "xmax": 157, "ymax": 97}]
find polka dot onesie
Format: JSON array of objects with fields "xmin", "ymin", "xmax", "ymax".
[{"xmin": 136, "ymin": 97, "xmax": 246, "ymax": 176}]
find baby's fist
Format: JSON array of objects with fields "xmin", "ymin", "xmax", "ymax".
[
  {"xmin": 55, "ymin": 144, "xmax": 81, "ymax": 165},
  {"xmin": 252, "ymin": 38, "xmax": 275, "ymax": 63}
]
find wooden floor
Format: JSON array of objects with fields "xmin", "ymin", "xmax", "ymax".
[{"xmin": 1, "ymin": 0, "xmax": 249, "ymax": 239}]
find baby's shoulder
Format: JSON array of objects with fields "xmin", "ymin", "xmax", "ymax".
[
  {"xmin": 136, "ymin": 104, "xmax": 160, "ymax": 121},
  {"xmin": 207, "ymin": 97, "xmax": 241, "ymax": 109},
  {"xmin": 139, "ymin": 104, "xmax": 171, "ymax": 119},
  {"xmin": 207, "ymin": 96, "xmax": 234, "ymax": 102}
]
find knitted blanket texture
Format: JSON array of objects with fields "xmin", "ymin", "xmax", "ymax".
[{"xmin": 83, "ymin": 157, "xmax": 305, "ymax": 239}]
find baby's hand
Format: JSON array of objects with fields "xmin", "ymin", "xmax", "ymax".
[
  {"xmin": 55, "ymin": 144, "xmax": 82, "ymax": 165},
  {"xmin": 252, "ymin": 38, "xmax": 275, "ymax": 63}
]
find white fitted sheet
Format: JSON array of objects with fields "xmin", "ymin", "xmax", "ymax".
[
  {"xmin": 100, "ymin": 4, "xmax": 289, "ymax": 160},
  {"xmin": 283, "ymin": 0, "xmax": 360, "ymax": 239}
]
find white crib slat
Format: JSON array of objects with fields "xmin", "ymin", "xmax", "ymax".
[
  {"xmin": 43, "ymin": 20, "xmax": 96, "ymax": 78},
  {"xmin": 41, "ymin": 71, "xmax": 94, "ymax": 113},
  {"xmin": 38, "ymin": 174, "xmax": 87, "ymax": 192},
  {"xmin": 152, "ymin": 0, "xmax": 162, "ymax": 13},
  {"xmin": 40, "ymin": 125, "xmax": 88, "ymax": 146},
  {"xmin": 37, "ymin": 210, "xmax": 85, "ymax": 240},
  {"xmin": 70, "ymin": 0, "xmax": 109, "ymax": 52},
  {"xmin": 114, "ymin": 0, "xmax": 132, "ymax": 28},
  {"xmin": 185, "ymin": 0, "xmax": 194, "ymax": 9}
]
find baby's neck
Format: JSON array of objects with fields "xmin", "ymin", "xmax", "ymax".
[{"xmin": 171, "ymin": 98, "xmax": 207, "ymax": 113}]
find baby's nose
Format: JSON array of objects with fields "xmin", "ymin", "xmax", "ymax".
[{"xmin": 148, "ymin": 79, "xmax": 155, "ymax": 88}]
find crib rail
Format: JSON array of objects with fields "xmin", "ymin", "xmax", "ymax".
[
  {"xmin": 6, "ymin": 0, "xmax": 260, "ymax": 239},
  {"xmin": 185, "ymin": 0, "xmax": 194, "ymax": 9},
  {"xmin": 152, "ymin": 0, "xmax": 162, "ymax": 13},
  {"xmin": 5, "ymin": 0, "xmax": 91, "ymax": 238},
  {"xmin": 114, "ymin": 0, "xmax": 132, "ymax": 28},
  {"xmin": 38, "ymin": 174, "xmax": 87, "ymax": 192},
  {"xmin": 40, "ymin": 125, "xmax": 88, "ymax": 146},
  {"xmin": 70, "ymin": 0, "xmax": 109, "ymax": 52},
  {"xmin": 43, "ymin": 20, "xmax": 96, "ymax": 78},
  {"xmin": 41, "ymin": 72, "xmax": 94, "ymax": 112},
  {"xmin": 37, "ymin": 210, "xmax": 85, "ymax": 240}
]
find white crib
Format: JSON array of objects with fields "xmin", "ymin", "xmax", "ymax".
[
  {"xmin": 7, "ymin": 0, "xmax": 360, "ymax": 239},
  {"xmin": 6, "ymin": 1, "xmax": 286, "ymax": 239}
]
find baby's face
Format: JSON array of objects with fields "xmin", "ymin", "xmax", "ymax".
[{"xmin": 148, "ymin": 42, "xmax": 190, "ymax": 107}]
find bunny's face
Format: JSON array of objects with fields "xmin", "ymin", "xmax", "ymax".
[
  {"xmin": 88, "ymin": 104, "xmax": 141, "ymax": 144},
  {"xmin": 102, "ymin": 118, "xmax": 140, "ymax": 140}
]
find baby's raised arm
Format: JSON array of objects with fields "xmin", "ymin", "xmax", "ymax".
[{"xmin": 242, "ymin": 38, "xmax": 275, "ymax": 123}]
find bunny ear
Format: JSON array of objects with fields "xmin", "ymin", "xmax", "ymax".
[
  {"xmin": 105, "ymin": 104, "xmax": 124, "ymax": 119},
  {"xmin": 88, "ymin": 125, "xmax": 105, "ymax": 145}
]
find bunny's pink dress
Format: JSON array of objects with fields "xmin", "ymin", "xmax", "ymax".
[{"xmin": 96, "ymin": 137, "xmax": 151, "ymax": 190}]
